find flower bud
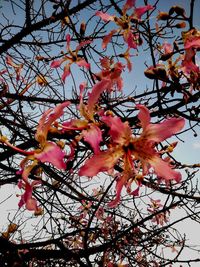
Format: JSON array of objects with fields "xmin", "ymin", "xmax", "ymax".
[
  {"xmin": 80, "ymin": 22, "xmax": 86, "ymax": 36},
  {"xmin": 157, "ymin": 12, "xmax": 170, "ymax": 20},
  {"xmin": 169, "ymin": 6, "xmax": 186, "ymax": 17},
  {"xmin": 174, "ymin": 22, "xmax": 186, "ymax": 29}
]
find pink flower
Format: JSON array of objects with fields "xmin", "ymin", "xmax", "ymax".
[
  {"xmin": 6, "ymin": 55, "xmax": 23, "ymax": 81},
  {"xmin": 16, "ymin": 102, "xmax": 70, "ymax": 179},
  {"xmin": 94, "ymin": 58, "xmax": 125, "ymax": 92},
  {"xmin": 61, "ymin": 82, "xmax": 106, "ymax": 155},
  {"xmin": 18, "ymin": 180, "xmax": 41, "ymax": 211},
  {"xmin": 181, "ymin": 28, "xmax": 200, "ymax": 86},
  {"xmin": 79, "ymin": 105, "xmax": 185, "ymax": 207},
  {"xmin": 183, "ymin": 28, "xmax": 200, "ymax": 50},
  {"xmin": 132, "ymin": 105, "xmax": 185, "ymax": 182},
  {"xmin": 51, "ymin": 34, "xmax": 91, "ymax": 82},
  {"xmin": 96, "ymin": 3, "xmax": 153, "ymax": 49},
  {"xmin": 35, "ymin": 101, "xmax": 70, "ymax": 144}
]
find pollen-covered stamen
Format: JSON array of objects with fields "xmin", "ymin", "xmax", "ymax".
[{"xmin": 0, "ymin": 135, "xmax": 34, "ymax": 156}]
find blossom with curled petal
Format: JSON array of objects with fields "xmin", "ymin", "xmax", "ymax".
[
  {"xmin": 94, "ymin": 58, "xmax": 125, "ymax": 91},
  {"xmin": 15, "ymin": 101, "xmax": 70, "ymax": 179},
  {"xmin": 181, "ymin": 29, "xmax": 200, "ymax": 87},
  {"xmin": 61, "ymin": 81, "xmax": 110, "ymax": 154},
  {"xmin": 6, "ymin": 55, "xmax": 23, "ymax": 81},
  {"xmin": 22, "ymin": 102, "xmax": 70, "ymax": 175},
  {"xmin": 79, "ymin": 105, "xmax": 185, "ymax": 207},
  {"xmin": 35, "ymin": 101, "xmax": 70, "ymax": 145},
  {"xmin": 18, "ymin": 179, "xmax": 42, "ymax": 212},
  {"xmin": 51, "ymin": 34, "xmax": 91, "ymax": 82},
  {"xmin": 96, "ymin": 1, "xmax": 153, "ymax": 49}
]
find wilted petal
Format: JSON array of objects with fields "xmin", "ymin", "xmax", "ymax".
[
  {"xmin": 79, "ymin": 148, "xmax": 123, "ymax": 177},
  {"xmin": 34, "ymin": 141, "xmax": 66, "ymax": 170},
  {"xmin": 62, "ymin": 64, "xmax": 71, "ymax": 82},
  {"xmin": 82, "ymin": 125, "xmax": 102, "ymax": 154},
  {"xmin": 96, "ymin": 11, "xmax": 114, "ymax": 22},
  {"xmin": 66, "ymin": 34, "xmax": 71, "ymax": 49},
  {"xmin": 102, "ymin": 30, "xmax": 117, "ymax": 49},
  {"xmin": 26, "ymin": 198, "xmax": 38, "ymax": 211},
  {"xmin": 108, "ymin": 176, "xmax": 124, "ymax": 208},
  {"xmin": 149, "ymin": 156, "xmax": 182, "ymax": 182}
]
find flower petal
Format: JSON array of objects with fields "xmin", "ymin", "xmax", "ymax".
[
  {"xmin": 34, "ymin": 141, "xmax": 66, "ymax": 170},
  {"xmin": 134, "ymin": 5, "xmax": 154, "ymax": 20},
  {"xmin": 102, "ymin": 30, "xmax": 116, "ymax": 49},
  {"xmin": 136, "ymin": 104, "xmax": 151, "ymax": 130},
  {"xmin": 76, "ymin": 59, "xmax": 90, "ymax": 69},
  {"xmin": 184, "ymin": 37, "xmax": 200, "ymax": 49},
  {"xmin": 62, "ymin": 65, "xmax": 71, "ymax": 82},
  {"xmin": 79, "ymin": 148, "xmax": 123, "ymax": 177},
  {"xmin": 76, "ymin": 40, "xmax": 92, "ymax": 51},
  {"xmin": 108, "ymin": 176, "xmax": 124, "ymax": 208},
  {"xmin": 26, "ymin": 198, "xmax": 38, "ymax": 211},
  {"xmin": 123, "ymin": 0, "xmax": 136, "ymax": 12},
  {"xmin": 96, "ymin": 11, "xmax": 114, "ymax": 22},
  {"xmin": 82, "ymin": 125, "xmax": 102, "ymax": 154},
  {"xmin": 87, "ymin": 79, "xmax": 110, "ymax": 116},
  {"xmin": 145, "ymin": 118, "xmax": 185, "ymax": 142},
  {"xmin": 62, "ymin": 119, "xmax": 88, "ymax": 131},
  {"xmin": 66, "ymin": 34, "xmax": 71, "ymax": 49},
  {"xmin": 51, "ymin": 59, "xmax": 65, "ymax": 68},
  {"xmin": 149, "ymin": 156, "xmax": 181, "ymax": 182}
]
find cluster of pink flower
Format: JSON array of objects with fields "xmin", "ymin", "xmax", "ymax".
[
  {"xmin": 0, "ymin": 0, "xmax": 187, "ymax": 213},
  {"xmin": 1, "ymin": 78, "xmax": 184, "ymax": 212},
  {"xmin": 145, "ymin": 26, "xmax": 200, "ymax": 95}
]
